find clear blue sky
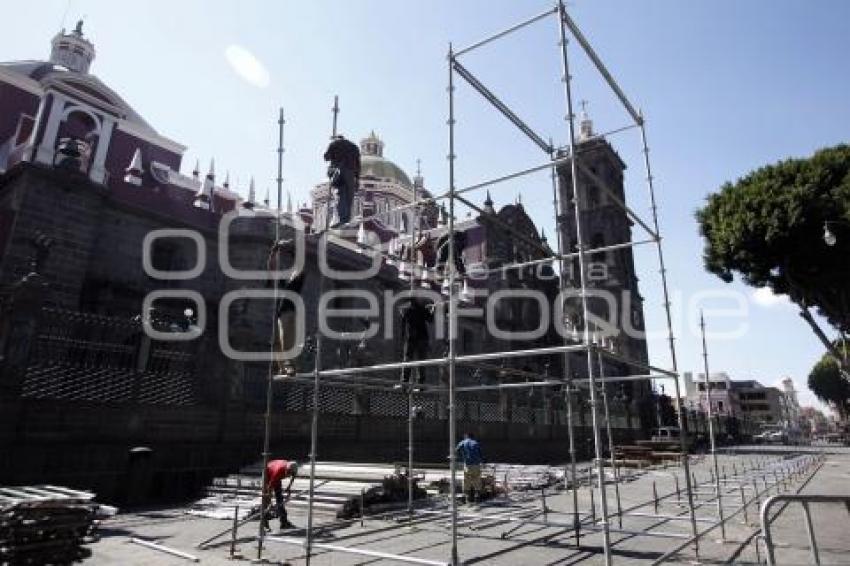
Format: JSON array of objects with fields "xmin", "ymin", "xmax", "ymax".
[{"xmin": 6, "ymin": 0, "xmax": 849, "ymax": 411}]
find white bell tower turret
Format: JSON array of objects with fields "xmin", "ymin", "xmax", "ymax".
[{"xmin": 49, "ymin": 20, "xmax": 96, "ymax": 74}]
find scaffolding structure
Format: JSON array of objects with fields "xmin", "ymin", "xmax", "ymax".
[{"xmin": 248, "ymin": 3, "xmax": 805, "ymax": 565}]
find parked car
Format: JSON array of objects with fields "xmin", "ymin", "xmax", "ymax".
[{"xmin": 754, "ymin": 426, "xmax": 788, "ymax": 444}]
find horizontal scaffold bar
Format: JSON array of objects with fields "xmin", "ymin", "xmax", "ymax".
[
  {"xmin": 291, "ymin": 343, "xmax": 590, "ymax": 380},
  {"xmin": 454, "ymin": 6, "xmax": 557, "ymax": 57},
  {"xmin": 597, "ymin": 348, "xmax": 678, "ymax": 378}
]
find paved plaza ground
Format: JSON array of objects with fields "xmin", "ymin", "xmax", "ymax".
[{"xmin": 87, "ymin": 446, "xmax": 850, "ymax": 565}]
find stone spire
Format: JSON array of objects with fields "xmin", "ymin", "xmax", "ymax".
[
  {"xmin": 223, "ymin": 170, "xmax": 230, "ymax": 191},
  {"xmin": 286, "ymin": 191, "xmax": 293, "ymax": 213},
  {"xmin": 243, "ymin": 177, "xmax": 256, "ymax": 209},
  {"xmin": 579, "ymin": 99, "xmax": 593, "ymax": 141},
  {"xmin": 193, "ymin": 159, "xmax": 215, "ymax": 211},
  {"xmin": 263, "ymin": 187, "xmax": 270, "ymax": 208},
  {"xmin": 124, "ymin": 148, "xmax": 143, "ymax": 186},
  {"xmin": 192, "ymin": 159, "xmax": 200, "ymax": 181},
  {"xmin": 541, "ymin": 228, "xmax": 553, "ymax": 253},
  {"xmin": 483, "ymin": 189, "xmax": 495, "ymax": 214},
  {"xmin": 413, "ymin": 158, "xmax": 424, "ymax": 189},
  {"xmin": 438, "ymin": 203, "xmax": 448, "ymax": 227}
]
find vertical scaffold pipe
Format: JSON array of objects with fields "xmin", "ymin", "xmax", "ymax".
[
  {"xmin": 305, "ymin": 98, "xmax": 338, "ymax": 565},
  {"xmin": 257, "ymin": 107, "xmax": 286, "ymax": 562},
  {"xmin": 700, "ymin": 311, "xmax": 726, "ymax": 540},
  {"xmin": 447, "ymin": 43, "xmax": 460, "ymax": 566},
  {"xmin": 549, "ymin": 141, "xmax": 581, "ymax": 543},
  {"xmin": 597, "ymin": 351, "xmax": 623, "ymax": 528},
  {"xmin": 639, "ymin": 112, "xmax": 699, "ymax": 555},
  {"xmin": 407, "ymin": 180, "xmax": 420, "ymax": 526},
  {"xmin": 556, "ymin": 2, "xmax": 611, "ymax": 562}
]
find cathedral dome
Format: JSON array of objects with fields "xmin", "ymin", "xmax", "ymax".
[{"xmin": 359, "ymin": 131, "xmax": 411, "ymax": 187}]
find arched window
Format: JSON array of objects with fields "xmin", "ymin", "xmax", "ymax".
[{"xmin": 55, "ymin": 110, "xmax": 100, "ymax": 172}]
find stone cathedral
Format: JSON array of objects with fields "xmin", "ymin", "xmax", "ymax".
[{"xmin": 0, "ymin": 24, "xmax": 651, "ymax": 503}]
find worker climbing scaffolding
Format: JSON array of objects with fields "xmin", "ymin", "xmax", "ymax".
[{"xmin": 267, "ymin": 237, "xmax": 306, "ymax": 377}]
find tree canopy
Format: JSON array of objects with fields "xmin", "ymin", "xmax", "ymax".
[
  {"xmin": 696, "ymin": 144, "xmax": 850, "ymax": 359},
  {"xmin": 808, "ymin": 351, "xmax": 850, "ymax": 417}
]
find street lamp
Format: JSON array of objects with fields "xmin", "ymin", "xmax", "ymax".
[
  {"xmin": 824, "ymin": 222, "xmax": 837, "ymax": 246},
  {"xmin": 823, "ymin": 220, "xmax": 850, "ymax": 246}
]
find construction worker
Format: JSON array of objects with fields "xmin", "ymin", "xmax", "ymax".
[
  {"xmin": 267, "ymin": 238, "xmax": 305, "ymax": 376},
  {"xmin": 262, "ymin": 459, "xmax": 299, "ymax": 531},
  {"xmin": 323, "ymin": 134, "xmax": 361, "ymax": 228},
  {"xmin": 456, "ymin": 432, "xmax": 483, "ymax": 503},
  {"xmin": 398, "ymin": 295, "xmax": 434, "ymax": 387},
  {"xmin": 436, "ymin": 229, "xmax": 467, "ymax": 276}
]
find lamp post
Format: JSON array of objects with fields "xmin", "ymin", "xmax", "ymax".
[{"xmin": 823, "ymin": 220, "xmax": 850, "ymax": 246}]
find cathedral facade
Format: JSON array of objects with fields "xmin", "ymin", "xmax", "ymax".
[{"xmin": 0, "ymin": 25, "xmax": 650, "ymax": 503}]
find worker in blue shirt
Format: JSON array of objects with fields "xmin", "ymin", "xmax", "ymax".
[{"xmin": 456, "ymin": 432, "xmax": 483, "ymax": 502}]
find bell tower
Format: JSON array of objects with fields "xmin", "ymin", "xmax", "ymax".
[
  {"xmin": 556, "ymin": 106, "xmax": 650, "ymax": 398},
  {"xmin": 49, "ymin": 21, "xmax": 96, "ymax": 74}
]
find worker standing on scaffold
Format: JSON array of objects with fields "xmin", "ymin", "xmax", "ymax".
[
  {"xmin": 323, "ymin": 134, "xmax": 361, "ymax": 228},
  {"xmin": 262, "ymin": 459, "xmax": 299, "ymax": 531}
]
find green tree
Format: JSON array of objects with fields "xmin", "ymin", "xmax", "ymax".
[
  {"xmin": 696, "ymin": 144, "xmax": 850, "ymax": 368},
  {"xmin": 808, "ymin": 352, "xmax": 850, "ymax": 418}
]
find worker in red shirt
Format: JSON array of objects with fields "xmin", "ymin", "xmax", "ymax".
[{"xmin": 262, "ymin": 459, "xmax": 299, "ymax": 531}]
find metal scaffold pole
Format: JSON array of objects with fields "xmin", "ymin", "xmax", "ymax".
[
  {"xmin": 638, "ymin": 111, "xmax": 700, "ymax": 554},
  {"xmin": 556, "ymin": 2, "xmax": 611, "ymax": 562},
  {"xmin": 256, "ymin": 107, "xmax": 286, "ymax": 562},
  {"xmin": 597, "ymin": 351, "xmax": 623, "ymax": 529},
  {"xmin": 447, "ymin": 43, "xmax": 460, "ymax": 566},
  {"xmin": 700, "ymin": 310, "xmax": 726, "ymax": 541},
  {"xmin": 549, "ymin": 141, "xmax": 580, "ymax": 543},
  {"xmin": 407, "ymin": 162, "xmax": 421, "ymax": 527},
  {"xmin": 305, "ymin": 96, "xmax": 339, "ymax": 565}
]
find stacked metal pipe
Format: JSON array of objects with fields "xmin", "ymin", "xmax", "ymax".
[{"xmin": 0, "ymin": 485, "xmax": 104, "ymax": 564}]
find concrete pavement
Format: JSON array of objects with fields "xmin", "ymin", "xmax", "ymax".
[{"xmin": 86, "ymin": 447, "xmax": 846, "ymax": 565}]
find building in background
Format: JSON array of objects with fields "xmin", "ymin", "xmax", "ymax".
[
  {"xmin": 798, "ymin": 406, "xmax": 829, "ymax": 439},
  {"xmin": 683, "ymin": 371, "xmax": 738, "ymax": 418},
  {"xmin": 734, "ymin": 380, "xmax": 786, "ymax": 428},
  {"xmin": 682, "ymin": 371, "xmax": 793, "ymax": 438}
]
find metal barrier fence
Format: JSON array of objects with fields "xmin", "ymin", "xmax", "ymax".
[{"xmin": 760, "ymin": 493, "xmax": 850, "ymax": 565}]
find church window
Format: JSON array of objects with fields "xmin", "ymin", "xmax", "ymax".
[{"xmin": 61, "ymin": 109, "xmax": 98, "ymax": 141}]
